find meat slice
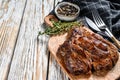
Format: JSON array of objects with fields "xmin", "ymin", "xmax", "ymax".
[
  {"xmin": 57, "ymin": 40, "xmax": 92, "ymax": 75},
  {"xmin": 56, "ymin": 26, "xmax": 119, "ymax": 76}
]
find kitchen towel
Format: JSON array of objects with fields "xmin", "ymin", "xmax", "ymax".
[{"xmin": 50, "ymin": 0, "xmax": 120, "ymax": 40}]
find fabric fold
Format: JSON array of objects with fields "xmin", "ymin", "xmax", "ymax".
[{"xmin": 49, "ymin": 0, "xmax": 120, "ymax": 40}]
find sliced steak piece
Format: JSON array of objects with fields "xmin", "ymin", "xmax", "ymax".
[{"xmin": 57, "ymin": 26, "xmax": 119, "ymax": 76}]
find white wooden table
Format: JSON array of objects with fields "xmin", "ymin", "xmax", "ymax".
[{"xmin": 0, "ymin": 0, "xmax": 69, "ymax": 80}]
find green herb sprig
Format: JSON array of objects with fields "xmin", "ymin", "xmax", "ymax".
[{"xmin": 39, "ymin": 21, "xmax": 81, "ymax": 36}]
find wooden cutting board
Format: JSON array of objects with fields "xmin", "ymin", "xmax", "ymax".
[{"xmin": 48, "ymin": 33, "xmax": 120, "ymax": 80}]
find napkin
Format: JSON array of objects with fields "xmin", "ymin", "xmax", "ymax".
[
  {"xmin": 49, "ymin": 0, "xmax": 120, "ymax": 41},
  {"xmin": 67, "ymin": 0, "xmax": 120, "ymax": 40}
]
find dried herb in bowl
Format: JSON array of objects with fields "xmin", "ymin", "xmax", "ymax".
[
  {"xmin": 54, "ymin": 2, "xmax": 80, "ymax": 21},
  {"xmin": 57, "ymin": 4, "xmax": 78, "ymax": 16},
  {"xmin": 39, "ymin": 21, "xmax": 81, "ymax": 36}
]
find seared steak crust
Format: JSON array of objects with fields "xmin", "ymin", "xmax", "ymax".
[{"xmin": 57, "ymin": 26, "xmax": 119, "ymax": 76}]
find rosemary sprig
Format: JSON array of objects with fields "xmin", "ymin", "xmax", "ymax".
[{"xmin": 39, "ymin": 21, "xmax": 81, "ymax": 36}]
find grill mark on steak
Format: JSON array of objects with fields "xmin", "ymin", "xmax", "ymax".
[{"xmin": 57, "ymin": 26, "xmax": 119, "ymax": 76}]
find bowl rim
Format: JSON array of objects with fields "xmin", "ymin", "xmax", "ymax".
[{"xmin": 55, "ymin": 2, "xmax": 80, "ymax": 17}]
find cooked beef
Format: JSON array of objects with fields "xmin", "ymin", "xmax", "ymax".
[{"xmin": 57, "ymin": 26, "xmax": 119, "ymax": 76}]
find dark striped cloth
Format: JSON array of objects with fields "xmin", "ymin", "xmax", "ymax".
[
  {"xmin": 63, "ymin": 0, "xmax": 120, "ymax": 40},
  {"xmin": 50, "ymin": 0, "xmax": 120, "ymax": 41}
]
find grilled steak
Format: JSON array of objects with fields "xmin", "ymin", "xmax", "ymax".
[{"xmin": 57, "ymin": 26, "xmax": 119, "ymax": 76}]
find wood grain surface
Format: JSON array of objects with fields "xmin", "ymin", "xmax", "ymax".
[
  {"xmin": 7, "ymin": 0, "xmax": 54, "ymax": 80},
  {"xmin": 0, "ymin": 0, "xmax": 68, "ymax": 80},
  {"xmin": 0, "ymin": 0, "xmax": 26, "ymax": 79},
  {"xmin": 0, "ymin": 0, "xmax": 119, "ymax": 80}
]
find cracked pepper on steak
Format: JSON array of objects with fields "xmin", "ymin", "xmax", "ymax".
[{"xmin": 56, "ymin": 26, "xmax": 119, "ymax": 76}]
